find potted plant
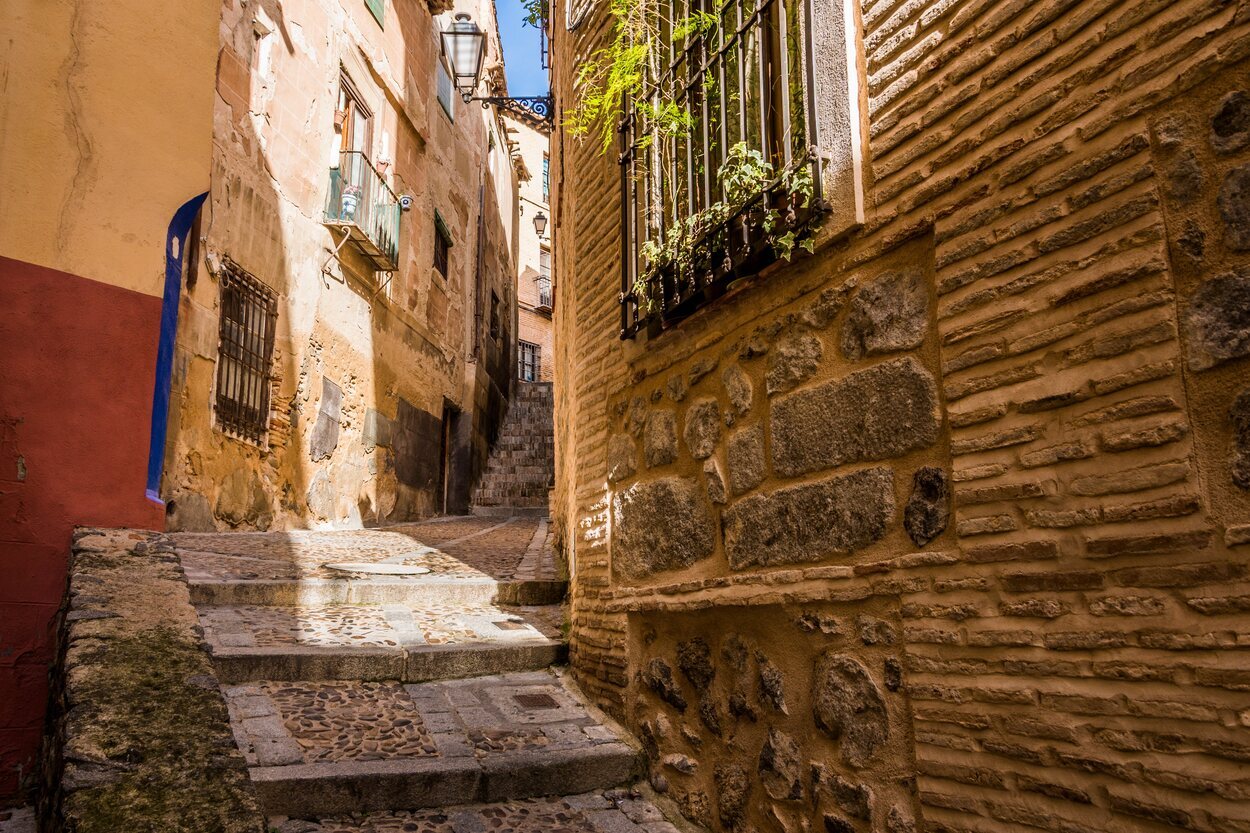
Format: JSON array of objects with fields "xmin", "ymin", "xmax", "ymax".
[{"xmin": 341, "ymin": 183, "xmax": 362, "ymax": 219}]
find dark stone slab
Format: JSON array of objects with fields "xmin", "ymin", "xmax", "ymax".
[
  {"xmin": 613, "ymin": 477, "xmax": 716, "ymax": 578},
  {"xmin": 770, "ymin": 357, "xmax": 939, "ymax": 477},
  {"xmin": 1184, "ymin": 267, "xmax": 1250, "ymax": 370},
  {"xmin": 722, "ymin": 467, "xmax": 894, "ymax": 570},
  {"xmin": 840, "ymin": 268, "xmax": 928, "ymax": 360},
  {"xmin": 310, "ymin": 377, "xmax": 342, "ymax": 462}
]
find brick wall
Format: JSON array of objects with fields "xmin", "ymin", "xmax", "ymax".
[{"xmin": 552, "ymin": 0, "xmax": 1250, "ymax": 830}]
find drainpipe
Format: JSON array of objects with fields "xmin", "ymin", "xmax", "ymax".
[{"xmin": 472, "ymin": 162, "xmax": 486, "ymax": 360}]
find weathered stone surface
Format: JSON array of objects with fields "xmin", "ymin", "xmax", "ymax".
[
  {"xmin": 771, "ymin": 357, "xmax": 939, "ymax": 477},
  {"xmin": 677, "ymin": 638, "xmax": 715, "ymax": 688},
  {"xmin": 1178, "ymin": 218, "xmax": 1206, "ymax": 262},
  {"xmin": 613, "ymin": 477, "xmax": 716, "ymax": 578},
  {"xmin": 904, "ymin": 466, "xmax": 949, "ymax": 547},
  {"xmin": 683, "ymin": 398, "xmax": 721, "ymax": 460},
  {"xmin": 840, "ymin": 268, "xmax": 928, "ymax": 360},
  {"xmin": 667, "ymin": 373, "xmax": 689, "ymax": 403},
  {"xmin": 812, "ymin": 652, "xmax": 889, "ymax": 769},
  {"xmin": 813, "ymin": 765, "xmax": 871, "ymax": 820},
  {"xmin": 728, "ymin": 425, "xmax": 766, "ymax": 495},
  {"xmin": 757, "ymin": 655, "xmax": 787, "ymax": 713},
  {"xmin": 310, "ymin": 376, "xmax": 342, "ymax": 462},
  {"xmin": 887, "ymin": 806, "xmax": 917, "ymax": 833},
  {"xmin": 856, "ymin": 615, "xmax": 897, "ymax": 646},
  {"xmin": 642, "ymin": 658, "xmax": 687, "ymax": 712},
  {"xmin": 766, "ymin": 333, "xmax": 823, "ymax": 395},
  {"xmin": 1233, "ymin": 387, "xmax": 1250, "ymax": 490},
  {"xmin": 662, "ymin": 753, "xmax": 698, "ymax": 774},
  {"xmin": 689, "ymin": 357, "xmax": 718, "ymax": 386},
  {"xmin": 699, "ymin": 696, "xmax": 724, "ymax": 737},
  {"xmin": 1218, "ymin": 164, "xmax": 1250, "ymax": 250},
  {"xmin": 644, "ymin": 410, "xmax": 678, "ymax": 467},
  {"xmin": 704, "ymin": 457, "xmax": 728, "ymax": 504},
  {"xmin": 627, "ymin": 396, "xmax": 647, "ymax": 437},
  {"xmin": 714, "ymin": 763, "xmax": 751, "ymax": 828},
  {"xmin": 722, "ymin": 365, "xmax": 753, "ymax": 419},
  {"xmin": 802, "ymin": 282, "xmax": 855, "ymax": 329},
  {"xmin": 1184, "ymin": 268, "xmax": 1250, "ymax": 369},
  {"xmin": 1212, "ymin": 90, "xmax": 1250, "ymax": 154},
  {"xmin": 722, "ymin": 467, "xmax": 894, "ymax": 570},
  {"xmin": 759, "ymin": 728, "xmax": 804, "ymax": 801},
  {"xmin": 606, "ymin": 433, "xmax": 638, "ymax": 484},
  {"xmin": 1165, "ymin": 149, "xmax": 1202, "ymax": 202}
]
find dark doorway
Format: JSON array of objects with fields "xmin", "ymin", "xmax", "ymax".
[{"xmin": 439, "ymin": 401, "xmax": 459, "ymax": 515}]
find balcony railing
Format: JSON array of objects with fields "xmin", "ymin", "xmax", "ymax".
[
  {"xmin": 324, "ymin": 150, "xmax": 400, "ymax": 272},
  {"xmin": 537, "ymin": 277, "xmax": 553, "ymax": 310}
]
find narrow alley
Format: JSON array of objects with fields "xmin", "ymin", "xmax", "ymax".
[{"xmin": 4, "ymin": 0, "xmax": 1250, "ymax": 830}]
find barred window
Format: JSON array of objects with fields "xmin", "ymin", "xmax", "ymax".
[
  {"xmin": 619, "ymin": 0, "xmax": 824, "ymax": 338},
  {"xmin": 537, "ymin": 247, "xmax": 553, "ymax": 309},
  {"xmin": 519, "ymin": 341, "xmax": 540, "ymax": 381},
  {"xmin": 215, "ymin": 261, "xmax": 277, "ymax": 443}
]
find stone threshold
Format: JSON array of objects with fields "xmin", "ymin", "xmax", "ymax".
[
  {"xmin": 250, "ymin": 743, "xmax": 642, "ymax": 817},
  {"xmin": 268, "ymin": 789, "xmax": 682, "ymax": 833},
  {"xmin": 190, "ymin": 577, "xmax": 567, "ymax": 607},
  {"xmin": 210, "ymin": 640, "xmax": 568, "ymax": 684}
]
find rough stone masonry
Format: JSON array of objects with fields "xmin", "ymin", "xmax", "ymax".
[{"xmin": 550, "ymin": 1, "xmax": 1250, "ymax": 831}]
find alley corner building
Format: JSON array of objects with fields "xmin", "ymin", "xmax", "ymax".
[
  {"xmin": 550, "ymin": 0, "xmax": 1250, "ymax": 831},
  {"xmin": 0, "ymin": 0, "xmax": 543, "ymax": 799}
]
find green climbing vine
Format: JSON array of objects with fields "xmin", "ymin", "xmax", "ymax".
[{"xmin": 565, "ymin": 0, "xmax": 823, "ymax": 322}]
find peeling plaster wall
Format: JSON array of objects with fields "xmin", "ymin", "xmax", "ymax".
[
  {"xmin": 162, "ymin": 0, "xmax": 520, "ymax": 530},
  {"xmin": 552, "ymin": 0, "xmax": 1250, "ymax": 830}
]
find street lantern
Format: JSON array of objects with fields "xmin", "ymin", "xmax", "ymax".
[
  {"xmin": 439, "ymin": 13, "xmax": 554, "ymax": 127},
  {"xmin": 440, "ymin": 13, "xmax": 486, "ymax": 102},
  {"xmin": 532, "ymin": 210, "xmax": 548, "ymax": 237}
]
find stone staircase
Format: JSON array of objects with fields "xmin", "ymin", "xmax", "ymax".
[
  {"xmin": 169, "ymin": 525, "xmax": 675, "ymax": 831},
  {"xmin": 473, "ymin": 381, "xmax": 554, "ymax": 515}
]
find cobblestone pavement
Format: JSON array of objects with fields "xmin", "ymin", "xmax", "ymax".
[
  {"xmin": 273, "ymin": 790, "xmax": 680, "ymax": 833},
  {"xmin": 226, "ymin": 671, "xmax": 623, "ymax": 768},
  {"xmin": 199, "ymin": 602, "xmax": 564, "ymax": 649},
  {"xmin": 175, "ymin": 516, "xmax": 556, "ymax": 583},
  {"xmin": 0, "ymin": 808, "xmax": 34, "ymax": 833}
]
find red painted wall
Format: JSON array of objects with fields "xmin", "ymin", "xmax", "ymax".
[{"xmin": 0, "ymin": 256, "xmax": 165, "ymax": 798}]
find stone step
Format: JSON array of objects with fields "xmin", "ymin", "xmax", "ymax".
[
  {"xmin": 199, "ymin": 602, "xmax": 567, "ymax": 684},
  {"xmin": 269, "ymin": 789, "xmax": 680, "ymax": 832},
  {"xmin": 227, "ymin": 672, "xmax": 644, "ymax": 817},
  {"xmin": 189, "ymin": 576, "xmax": 566, "ymax": 608},
  {"xmin": 470, "ymin": 505, "xmax": 548, "ymax": 518}
]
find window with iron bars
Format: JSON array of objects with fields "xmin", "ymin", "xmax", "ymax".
[
  {"xmin": 618, "ymin": 0, "xmax": 824, "ymax": 339},
  {"xmin": 215, "ymin": 260, "xmax": 278, "ymax": 444},
  {"xmin": 519, "ymin": 341, "xmax": 540, "ymax": 381}
]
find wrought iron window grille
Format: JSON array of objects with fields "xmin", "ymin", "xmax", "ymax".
[
  {"xmin": 618, "ymin": 0, "xmax": 826, "ymax": 340},
  {"xmin": 215, "ymin": 259, "xmax": 278, "ymax": 445}
]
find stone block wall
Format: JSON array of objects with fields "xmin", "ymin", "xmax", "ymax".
[
  {"xmin": 39, "ymin": 529, "xmax": 264, "ymax": 832},
  {"xmin": 550, "ymin": 0, "xmax": 1250, "ymax": 830}
]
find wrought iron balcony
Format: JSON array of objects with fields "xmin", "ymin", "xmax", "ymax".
[{"xmin": 324, "ymin": 151, "xmax": 400, "ymax": 272}]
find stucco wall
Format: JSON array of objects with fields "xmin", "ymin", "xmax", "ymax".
[
  {"xmin": 552, "ymin": 1, "xmax": 1250, "ymax": 831},
  {"xmin": 161, "ymin": 0, "xmax": 520, "ymax": 530},
  {"xmin": 0, "ymin": 0, "xmax": 218, "ymax": 799}
]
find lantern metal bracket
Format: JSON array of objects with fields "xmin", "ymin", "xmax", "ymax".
[{"xmin": 470, "ymin": 95, "xmax": 553, "ymax": 127}]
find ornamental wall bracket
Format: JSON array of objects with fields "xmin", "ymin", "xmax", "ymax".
[{"xmin": 472, "ymin": 95, "xmax": 553, "ymax": 128}]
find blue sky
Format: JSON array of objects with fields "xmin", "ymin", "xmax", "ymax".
[{"xmin": 497, "ymin": 0, "xmax": 550, "ymax": 96}]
